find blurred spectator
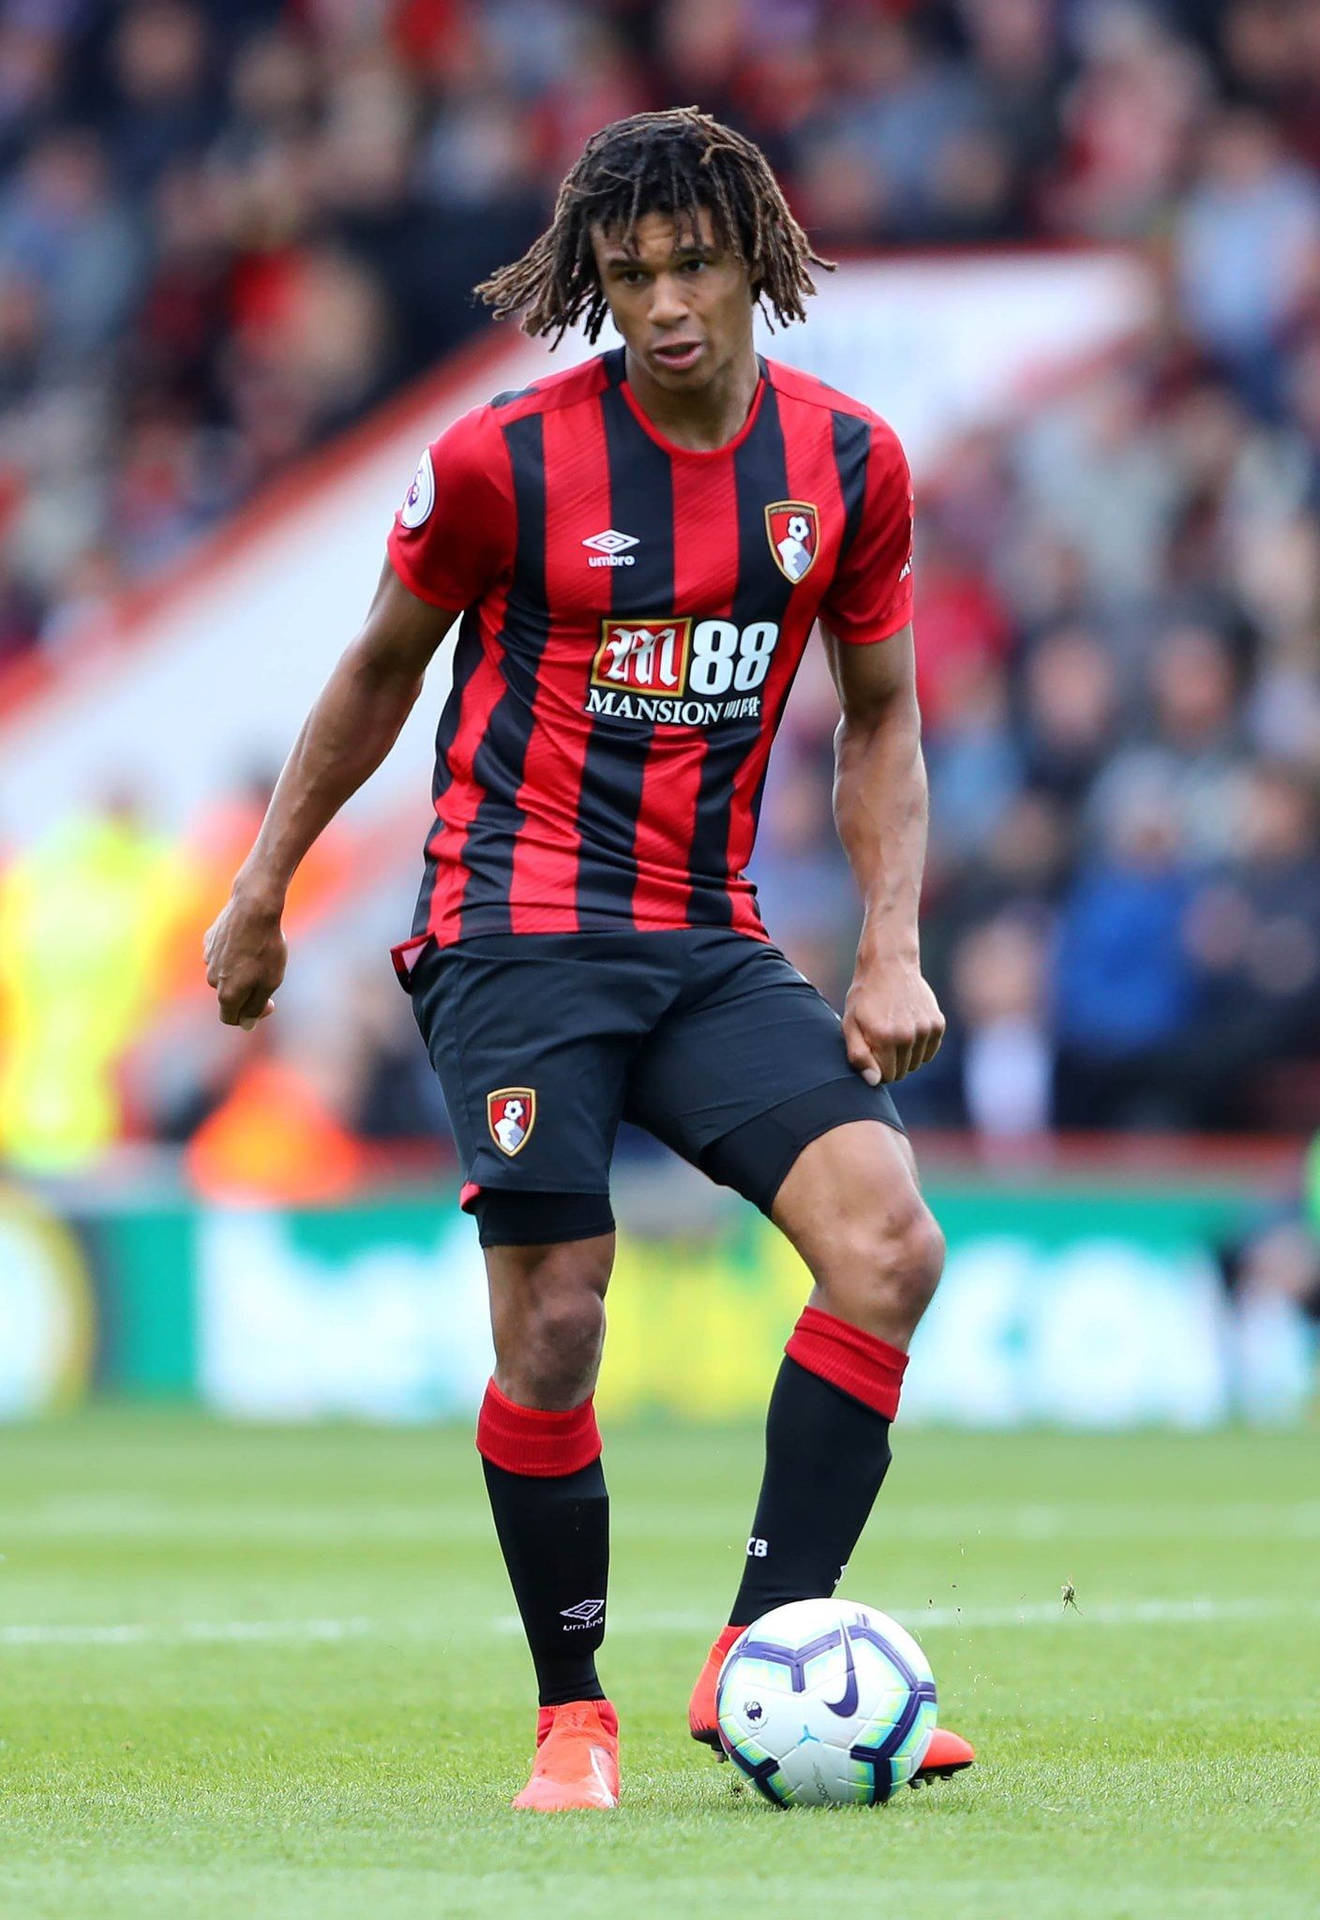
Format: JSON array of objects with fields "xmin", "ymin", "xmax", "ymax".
[
  {"xmin": 0, "ymin": 0, "xmax": 1314, "ymax": 692},
  {"xmin": 1183, "ymin": 760, "xmax": 1320, "ymax": 1121},
  {"xmin": 346, "ymin": 964, "xmax": 452, "ymax": 1143},
  {"xmin": 0, "ymin": 554, "xmax": 40, "ymax": 666},
  {"xmin": 0, "ymin": 12, "xmax": 65, "ymax": 169},
  {"xmin": 1088, "ymin": 622, "xmax": 1250, "ymax": 864},
  {"xmin": 957, "ymin": 0, "xmax": 1059, "ymax": 201},
  {"xmin": 1014, "ymin": 366, "xmax": 1177, "ymax": 603},
  {"xmin": 951, "ymin": 911, "xmax": 1053, "ymax": 1138},
  {"xmin": 1176, "ymin": 108, "xmax": 1320, "ymax": 401},
  {"xmin": 1053, "ymin": 789, "xmax": 1201, "ymax": 1128},
  {"xmin": 185, "ymin": 1030, "xmax": 367, "ymax": 1203},
  {"xmin": 926, "ymin": 658, "xmax": 1022, "ymax": 866},
  {"xmin": 0, "ymin": 127, "xmax": 143, "ymax": 356},
  {"xmin": 752, "ymin": 742, "xmax": 855, "ymax": 1004},
  {"xmin": 969, "ymin": 788, "xmax": 1072, "ymax": 921},
  {"xmin": 3, "ymin": 0, "xmax": 1320, "ymax": 1148},
  {"xmin": 911, "ymin": 522, "xmax": 1014, "ymax": 733},
  {"xmin": 0, "ymin": 267, "xmax": 44, "ymax": 408},
  {"xmin": 105, "ymin": 0, "xmax": 220, "ymax": 194},
  {"xmin": 1051, "ymin": 4, "xmax": 1208, "ymax": 239},
  {"xmin": 1017, "ymin": 624, "xmax": 1122, "ymax": 810},
  {"xmin": 0, "ymin": 789, "xmax": 188, "ymax": 1171}
]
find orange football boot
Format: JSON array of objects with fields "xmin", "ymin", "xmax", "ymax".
[
  {"xmin": 687, "ymin": 1628, "xmax": 975, "ymax": 1785},
  {"xmin": 687, "ymin": 1624, "xmax": 744, "ymax": 1746},
  {"xmin": 909, "ymin": 1725, "xmax": 976, "ymax": 1782},
  {"xmin": 512, "ymin": 1698, "xmax": 620, "ymax": 1812}
]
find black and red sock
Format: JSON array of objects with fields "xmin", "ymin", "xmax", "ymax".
[
  {"xmin": 729, "ymin": 1306, "xmax": 908, "ymax": 1625},
  {"xmin": 477, "ymin": 1380, "xmax": 609, "ymax": 1708}
]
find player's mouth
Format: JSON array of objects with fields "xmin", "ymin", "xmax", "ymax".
[{"xmin": 650, "ymin": 339, "xmax": 704, "ymax": 373}]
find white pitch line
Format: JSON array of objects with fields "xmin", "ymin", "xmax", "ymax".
[
  {"xmin": 896, "ymin": 1597, "xmax": 1310, "ymax": 1630},
  {"xmin": 0, "ymin": 1617, "xmax": 370, "ymax": 1649},
  {"xmin": 4, "ymin": 1598, "xmax": 1307, "ymax": 1651},
  {"xmin": 494, "ymin": 1596, "xmax": 1313, "ymax": 1637}
]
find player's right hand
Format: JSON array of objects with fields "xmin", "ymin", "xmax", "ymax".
[{"xmin": 204, "ymin": 888, "xmax": 288, "ymax": 1030}]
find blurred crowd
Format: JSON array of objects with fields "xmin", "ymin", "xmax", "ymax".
[
  {"xmin": 2, "ymin": 0, "xmax": 1320, "ymax": 1182},
  {"xmin": 5, "ymin": 0, "xmax": 1320, "ymax": 668}
]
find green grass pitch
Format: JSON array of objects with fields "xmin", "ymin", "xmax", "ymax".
[{"xmin": 0, "ymin": 1412, "xmax": 1316, "ymax": 1919}]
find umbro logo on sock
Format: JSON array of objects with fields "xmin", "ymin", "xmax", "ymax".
[{"xmin": 560, "ymin": 1598, "xmax": 605, "ymax": 1627}]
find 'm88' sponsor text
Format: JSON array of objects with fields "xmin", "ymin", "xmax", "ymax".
[{"xmin": 587, "ymin": 617, "xmax": 782, "ymax": 726}]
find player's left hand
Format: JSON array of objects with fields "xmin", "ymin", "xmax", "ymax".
[{"xmin": 842, "ymin": 957, "xmax": 945, "ymax": 1086}]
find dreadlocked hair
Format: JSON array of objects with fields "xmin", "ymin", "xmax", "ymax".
[{"xmin": 475, "ymin": 106, "xmax": 831, "ymax": 345}]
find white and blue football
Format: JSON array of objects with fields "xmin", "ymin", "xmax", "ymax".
[{"xmin": 715, "ymin": 1598, "xmax": 937, "ymax": 1807}]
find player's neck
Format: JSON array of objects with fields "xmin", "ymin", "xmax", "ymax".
[{"xmin": 623, "ymin": 345, "xmax": 761, "ymax": 452}]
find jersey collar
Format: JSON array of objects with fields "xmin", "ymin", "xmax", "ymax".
[{"xmin": 616, "ymin": 353, "xmax": 767, "ymax": 459}]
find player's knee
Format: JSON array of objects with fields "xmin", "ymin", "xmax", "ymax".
[
  {"xmin": 890, "ymin": 1203, "xmax": 945, "ymax": 1322},
  {"xmin": 527, "ymin": 1287, "xmax": 606, "ymax": 1378},
  {"xmin": 828, "ymin": 1197, "xmax": 945, "ymax": 1338},
  {"xmin": 502, "ymin": 1246, "xmax": 609, "ymax": 1405}
]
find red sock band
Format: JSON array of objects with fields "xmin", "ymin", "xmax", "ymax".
[
  {"xmin": 476, "ymin": 1379, "xmax": 602, "ymax": 1477},
  {"xmin": 784, "ymin": 1306, "xmax": 908, "ymax": 1419}
]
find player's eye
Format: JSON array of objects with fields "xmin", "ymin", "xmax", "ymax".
[
  {"xmin": 617, "ymin": 268, "xmax": 647, "ymax": 286},
  {"xmin": 679, "ymin": 258, "xmax": 706, "ymax": 274}
]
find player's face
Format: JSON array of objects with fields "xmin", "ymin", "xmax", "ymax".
[{"xmin": 590, "ymin": 208, "xmax": 756, "ymax": 394}]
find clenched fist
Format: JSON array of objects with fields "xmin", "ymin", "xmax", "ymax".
[
  {"xmin": 842, "ymin": 956, "xmax": 944, "ymax": 1086},
  {"xmin": 204, "ymin": 885, "xmax": 287, "ymax": 1030}
]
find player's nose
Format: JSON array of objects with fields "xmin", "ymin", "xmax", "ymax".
[{"xmin": 647, "ymin": 273, "xmax": 690, "ymax": 326}]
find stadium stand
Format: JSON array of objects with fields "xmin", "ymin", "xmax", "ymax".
[{"xmin": 2, "ymin": 0, "xmax": 1319, "ymax": 1161}]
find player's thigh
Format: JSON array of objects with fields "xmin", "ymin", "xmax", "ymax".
[
  {"xmin": 408, "ymin": 933, "xmax": 666, "ymax": 1210},
  {"xmin": 624, "ymin": 934, "xmax": 904, "ymax": 1214}
]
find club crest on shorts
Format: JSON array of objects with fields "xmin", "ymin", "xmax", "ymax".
[
  {"xmin": 488, "ymin": 1088, "xmax": 536, "ymax": 1156},
  {"xmin": 765, "ymin": 501, "xmax": 819, "ymax": 583}
]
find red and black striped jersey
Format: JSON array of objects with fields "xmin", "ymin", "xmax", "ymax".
[{"xmin": 387, "ymin": 348, "xmax": 913, "ymax": 947}]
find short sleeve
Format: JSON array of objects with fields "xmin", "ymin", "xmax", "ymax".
[
  {"xmin": 820, "ymin": 420, "xmax": 914, "ymax": 646},
  {"xmin": 386, "ymin": 404, "xmax": 514, "ymax": 611}
]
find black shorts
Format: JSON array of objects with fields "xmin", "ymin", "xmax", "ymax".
[{"xmin": 401, "ymin": 928, "xmax": 903, "ymax": 1225}]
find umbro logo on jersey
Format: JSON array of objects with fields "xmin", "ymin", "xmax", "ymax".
[
  {"xmin": 582, "ymin": 528, "xmax": 639, "ymax": 567},
  {"xmin": 560, "ymin": 1599, "xmax": 604, "ymax": 1627}
]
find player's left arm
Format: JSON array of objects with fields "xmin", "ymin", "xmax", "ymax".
[{"xmin": 822, "ymin": 619, "xmax": 944, "ymax": 1086}]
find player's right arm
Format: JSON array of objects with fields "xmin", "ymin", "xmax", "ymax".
[
  {"xmin": 206, "ymin": 405, "xmax": 513, "ymax": 1028},
  {"xmin": 205, "ymin": 563, "xmax": 459, "ymax": 1028}
]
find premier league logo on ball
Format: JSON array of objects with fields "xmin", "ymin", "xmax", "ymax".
[
  {"xmin": 487, "ymin": 1088, "xmax": 536, "ymax": 1156},
  {"xmin": 765, "ymin": 500, "xmax": 819, "ymax": 582}
]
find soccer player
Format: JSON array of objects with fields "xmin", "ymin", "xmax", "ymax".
[{"xmin": 204, "ymin": 107, "xmax": 975, "ymax": 1811}]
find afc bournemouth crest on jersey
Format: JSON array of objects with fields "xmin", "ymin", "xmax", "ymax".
[
  {"xmin": 488, "ymin": 1088, "xmax": 536, "ymax": 1157},
  {"xmin": 765, "ymin": 501, "xmax": 819, "ymax": 583}
]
